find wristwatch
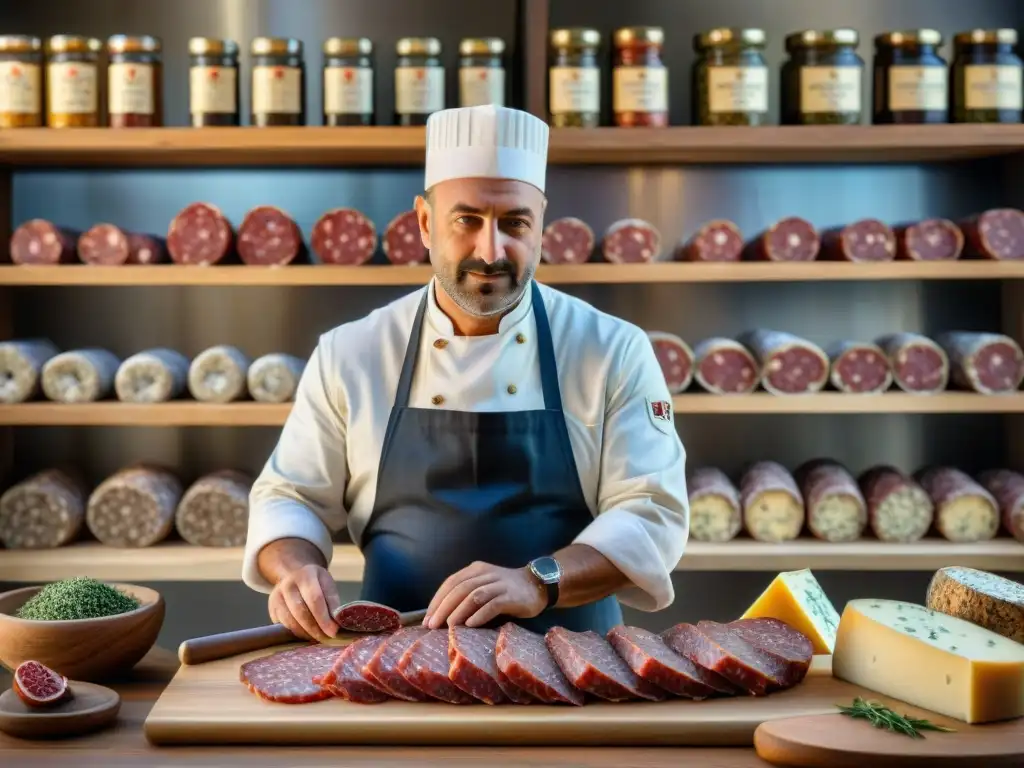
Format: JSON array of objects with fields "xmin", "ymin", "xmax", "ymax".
[{"xmin": 527, "ymin": 556, "xmax": 563, "ymax": 609}]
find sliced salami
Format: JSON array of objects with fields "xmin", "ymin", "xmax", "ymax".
[
  {"xmin": 40, "ymin": 349, "xmax": 120, "ymax": 403},
  {"xmin": 188, "ymin": 345, "xmax": 251, "ymax": 403},
  {"xmin": 174, "ymin": 470, "xmax": 251, "ymax": 547},
  {"xmin": 875, "ymin": 332, "xmax": 949, "ymax": 394},
  {"xmin": 545, "ymin": 627, "xmax": 667, "ymax": 702},
  {"xmin": 601, "ymin": 218, "xmax": 661, "ymax": 263},
  {"xmin": 692, "ymin": 338, "xmax": 760, "ymax": 395},
  {"xmin": 677, "ymin": 219, "xmax": 744, "ymax": 262},
  {"xmin": 894, "ymin": 219, "xmax": 964, "ymax": 261},
  {"xmin": 312, "ymin": 207, "xmax": 378, "ymax": 265},
  {"xmin": 647, "ymin": 332, "xmax": 693, "ymax": 394},
  {"xmin": 0, "ymin": 468, "xmax": 87, "ymax": 549},
  {"xmin": 541, "ymin": 216, "xmax": 595, "ymax": 264},
  {"xmin": 858, "ymin": 464, "xmax": 934, "ymax": 543},
  {"xmin": 334, "ymin": 601, "xmax": 401, "ymax": 634},
  {"xmin": 739, "ymin": 461, "xmax": 805, "ymax": 543},
  {"xmin": 86, "ymin": 464, "xmax": 184, "ymax": 547},
  {"xmin": 495, "ymin": 622, "xmax": 583, "ymax": 706},
  {"xmin": 977, "ymin": 468, "xmax": 1024, "ymax": 543},
  {"xmin": 743, "ymin": 217, "xmax": 820, "ymax": 261},
  {"xmin": 826, "ymin": 340, "xmax": 892, "ymax": 394},
  {"xmin": 316, "ymin": 636, "xmax": 391, "ymax": 703},
  {"xmin": 240, "ymin": 645, "xmax": 340, "ymax": 704},
  {"xmin": 606, "ymin": 625, "xmax": 736, "ymax": 698},
  {"xmin": 820, "ymin": 219, "xmax": 896, "ymax": 262},
  {"xmin": 0, "ymin": 339, "xmax": 59, "ymax": 403},
  {"xmin": 736, "ymin": 329, "xmax": 829, "ymax": 396},
  {"xmin": 934, "ymin": 331, "xmax": 1024, "ymax": 395},
  {"xmin": 661, "ymin": 622, "xmax": 786, "ymax": 696},
  {"xmin": 364, "ymin": 627, "xmax": 433, "ymax": 702},
  {"xmin": 167, "ymin": 202, "xmax": 235, "ymax": 266},
  {"xmin": 794, "ymin": 458, "xmax": 867, "ymax": 542},
  {"xmin": 237, "ymin": 205, "xmax": 306, "ymax": 266},
  {"xmin": 114, "ymin": 348, "xmax": 190, "ymax": 403},
  {"xmin": 78, "ymin": 224, "xmax": 167, "ymax": 265},
  {"xmin": 448, "ymin": 626, "xmax": 510, "ymax": 705},
  {"xmin": 246, "ymin": 353, "xmax": 305, "ymax": 403},
  {"xmin": 914, "ymin": 466, "xmax": 1000, "ymax": 543},
  {"xmin": 9, "ymin": 219, "xmax": 80, "ymax": 264},
  {"xmin": 381, "ymin": 210, "xmax": 425, "ymax": 266},
  {"xmin": 958, "ymin": 208, "xmax": 1024, "ymax": 260},
  {"xmin": 687, "ymin": 466, "xmax": 742, "ymax": 543},
  {"xmin": 397, "ymin": 629, "xmax": 476, "ymax": 704},
  {"xmin": 725, "ymin": 618, "xmax": 813, "ymax": 690}
]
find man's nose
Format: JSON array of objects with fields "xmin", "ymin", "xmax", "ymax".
[{"xmin": 474, "ymin": 218, "xmax": 501, "ymax": 264}]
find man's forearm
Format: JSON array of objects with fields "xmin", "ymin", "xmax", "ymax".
[
  {"xmin": 257, "ymin": 538, "xmax": 328, "ymax": 586},
  {"xmin": 548, "ymin": 543, "xmax": 630, "ymax": 608}
]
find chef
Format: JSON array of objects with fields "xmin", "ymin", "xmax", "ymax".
[{"xmin": 242, "ymin": 104, "xmax": 689, "ymax": 641}]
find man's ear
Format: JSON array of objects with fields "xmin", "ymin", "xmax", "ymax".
[{"xmin": 414, "ymin": 194, "xmax": 431, "ymax": 251}]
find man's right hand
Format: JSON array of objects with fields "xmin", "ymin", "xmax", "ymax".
[{"xmin": 258, "ymin": 538, "xmax": 342, "ymax": 641}]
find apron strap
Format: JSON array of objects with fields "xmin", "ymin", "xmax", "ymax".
[{"xmin": 393, "ymin": 287, "xmax": 430, "ymax": 409}]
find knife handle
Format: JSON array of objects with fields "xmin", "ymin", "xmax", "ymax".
[
  {"xmin": 178, "ymin": 623, "xmax": 298, "ymax": 666},
  {"xmin": 399, "ymin": 608, "xmax": 428, "ymax": 625}
]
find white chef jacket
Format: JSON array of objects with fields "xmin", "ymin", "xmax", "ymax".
[{"xmin": 243, "ymin": 279, "xmax": 690, "ymax": 611}]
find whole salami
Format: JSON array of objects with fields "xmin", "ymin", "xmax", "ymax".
[
  {"xmin": 175, "ymin": 469, "xmax": 252, "ymax": 547},
  {"xmin": 677, "ymin": 220, "xmax": 744, "ymax": 262},
  {"xmin": 692, "ymin": 338, "xmax": 760, "ymax": 395},
  {"xmin": 40, "ymin": 349, "xmax": 121, "ymax": 403},
  {"xmin": 739, "ymin": 461, "xmax": 805, "ymax": 543},
  {"xmin": 381, "ymin": 210, "xmax": 426, "ymax": 266},
  {"xmin": 237, "ymin": 205, "xmax": 306, "ymax": 266},
  {"xmin": 0, "ymin": 339, "xmax": 60, "ymax": 403},
  {"xmin": 914, "ymin": 466, "xmax": 1000, "ymax": 543},
  {"xmin": 794, "ymin": 458, "xmax": 867, "ymax": 542},
  {"xmin": 894, "ymin": 219, "xmax": 964, "ymax": 261},
  {"xmin": 167, "ymin": 202, "xmax": 235, "ymax": 266},
  {"xmin": 312, "ymin": 207, "xmax": 378, "ymax": 266},
  {"xmin": 934, "ymin": 331, "xmax": 1024, "ymax": 394},
  {"xmin": 9, "ymin": 219, "xmax": 80, "ymax": 265},
  {"xmin": 247, "ymin": 353, "xmax": 305, "ymax": 403},
  {"xmin": 188, "ymin": 345, "xmax": 251, "ymax": 403},
  {"xmin": 114, "ymin": 348, "xmax": 190, "ymax": 403},
  {"xmin": 858, "ymin": 465, "xmax": 934, "ymax": 543},
  {"xmin": 875, "ymin": 332, "xmax": 949, "ymax": 394},
  {"xmin": 647, "ymin": 332, "xmax": 693, "ymax": 394},
  {"xmin": 0, "ymin": 468, "xmax": 87, "ymax": 549},
  {"xmin": 976, "ymin": 468, "xmax": 1024, "ymax": 543},
  {"xmin": 826, "ymin": 340, "xmax": 892, "ymax": 394},
  {"xmin": 820, "ymin": 219, "xmax": 896, "ymax": 262},
  {"xmin": 743, "ymin": 217, "xmax": 820, "ymax": 262},
  {"xmin": 86, "ymin": 464, "xmax": 184, "ymax": 548},
  {"xmin": 541, "ymin": 217, "xmax": 594, "ymax": 265},
  {"xmin": 601, "ymin": 218, "xmax": 662, "ymax": 263},
  {"xmin": 77, "ymin": 224, "xmax": 167, "ymax": 265},
  {"xmin": 736, "ymin": 330, "xmax": 829, "ymax": 396},
  {"xmin": 687, "ymin": 466, "xmax": 742, "ymax": 543},
  {"xmin": 958, "ymin": 208, "xmax": 1024, "ymax": 260}
]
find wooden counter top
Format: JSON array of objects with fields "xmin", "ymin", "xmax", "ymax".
[{"xmin": 0, "ymin": 647, "xmax": 772, "ymax": 767}]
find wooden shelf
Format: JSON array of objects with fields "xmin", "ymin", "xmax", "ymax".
[
  {"xmin": 672, "ymin": 393, "xmax": 1024, "ymax": 415},
  {"xmin": 0, "ymin": 402, "xmax": 290, "ymax": 427}
]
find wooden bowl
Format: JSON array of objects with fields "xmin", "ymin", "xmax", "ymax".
[{"xmin": 0, "ymin": 583, "xmax": 164, "ymax": 682}]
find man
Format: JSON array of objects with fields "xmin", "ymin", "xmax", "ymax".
[{"xmin": 242, "ymin": 104, "xmax": 689, "ymax": 641}]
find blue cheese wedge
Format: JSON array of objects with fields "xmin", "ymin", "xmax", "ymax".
[
  {"xmin": 926, "ymin": 567, "xmax": 1024, "ymax": 644},
  {"xmin": 739, "ymin": 568, "xmax": 840, "ymax": 654}
]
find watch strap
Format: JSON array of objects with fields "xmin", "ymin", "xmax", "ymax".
[{"xmin": 544, "ymin": 579, "xmax": 559, "ymax": 610}]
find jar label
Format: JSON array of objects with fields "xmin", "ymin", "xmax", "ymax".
[
  {"xmin": 0, "ymin": 61, "xmax": 41, "ymax": 115},
  {"xmin": 613, "ymin": 66, "xmax": 668, "ymax": 113},
  {"xmin": 253, "ymin": 65, "xmax": 302, "ymax": 115},
  {"xmin": 888, "ymin": 67, "xmax": 947, "ymax": 112},
  {"xmin": 707, "ymin": 66, "xmax": 768, "ymax": 114},
  {"xmin": 325, "ymin": 66, "xmax": 373, "ymax": 115},
  {"xmin": 460, "ymin": 67, "xmax": 505, "ymax": 108},
  {"xmin": 190, "ymin": 65, "xmax": 237, "ymax": 114},
  {"xmin": 109, "ymin": 62, "xmax": 155, "ymax": 115},
  {"xmin": 550, "ymin": 66, "xmax": 600, "ymax": 114},
  {"xmin": 799, "ymin": 66, "xmax": 861, "ymax": 113},
  {"xmin": 395, "ymin": 66, "xmax": 444, "ymax": 114},
  {"xmin": 964, "ymin": 65, "xmax": 1023, "ymax": 111},
  {"xmin": 47, "ymin": 61, "xmax": 98, "ymax": 115}
]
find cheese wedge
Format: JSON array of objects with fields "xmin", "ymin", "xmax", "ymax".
[
  {"xmin": 926, "ymin": 566, "xmax": 1024, "ymax": 644},
  {"xmin": 833, "ymin": 598, "xmax": 1024, "ymax": 724},
  {"xmin": 739, "ymin": 568, "xmax": 840, "ymax": 653}
]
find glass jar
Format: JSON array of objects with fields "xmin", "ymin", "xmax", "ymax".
[
  {"xmin": 44, "ymin": 35, "xmax": 101, "ymax": 128},
  {"xmin": 951, "ymin": 29, "xmax": 1022, "ymax": 123},
  {"xmin": 323, "ymin": 37, "xmax": 374, "ymax": 126},
  {"xmin": 251, "ymin": 37, "xmax": 305, "ymax": 126},
  {"xmin": 395, "ymin": 38, "xmax": 444, "ymax": 126},
  {"xmin": 459, "ymin": 37, "xmax": 505, "ymax": 108},
  {"xmin": 873, "ymin": 30, "xmax": 947, "ymax": 124},
  {"xmin": 612, "ymin": 26, "xmax": 668, "ymax": 127},
  {"xmin": 548, "ymin": 28, "xmax": 601, "ymax": 128},
  {"xmin": 692, "ymin": 28, "xmax": 769, "ymax": 126},
  {"xmin": 106, "ymin": 35, "xmax": 163, "ymax": 128},
  {"xmin": 188, "ymin": 37, "xmax": 239, "ymax": 127},
  {"xmin": 782, "ymin": 29, "xmax": 864, "ymax": 125},
  {"xmin": 0, "ymin": 35, "xmax": 43, "ymax": 128}
]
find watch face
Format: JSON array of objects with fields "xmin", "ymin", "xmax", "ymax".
[{"xmin": 531, "ymin": 556, "xmax": 561, "ymax": 583}]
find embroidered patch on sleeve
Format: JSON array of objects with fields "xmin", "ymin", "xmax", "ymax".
[{"xmin": 645, "ymin": 397, "xmax": 673, "ymax": 434}]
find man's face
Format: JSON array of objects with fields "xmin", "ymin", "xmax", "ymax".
[{"xmin": 414, "ymin": 177, "xmax": 547, "ymax": 317}]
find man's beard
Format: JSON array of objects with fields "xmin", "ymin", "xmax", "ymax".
[{"xmin": 434, "ymin": 253, "xmax": 536, "ymax": 318}]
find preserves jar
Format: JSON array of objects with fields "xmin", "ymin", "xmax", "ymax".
[
  {"xmin": 549, "ymin": 28, "xmax": 601, "ymax": 128},
  {"xmin": 692, "ymin": 28, "xmax": 768, "ymax": 126},
  {"xmin": 873, "ymin": 30, "xmax": 947, "ymax": 124},
  {"xmin": 323, "ymin": 37, "xmax": 374, "ymax": 126},
  {"xmin": 951, "ymin": 29, "xmax": 1022, "ymax": 123},
  {"xmin": 44, "ymin": 35, "xmax": 101, "ymax": 128},
  {"xmin": 106, "ymin": 35, "xmax": 162, "ymax": 127},
  {"xmin": 782, "ymin": 29, "xmax": 864, "ymax": 125},
  {"xmin": 189, "ymin": 37, "xmax": 239, "ymax": 127},
  {"xmin": 612, "ymin": 26, "xmax": 668, "ymax": 127},
  {"xmin": 395, "ymin": 38, "xmax": 444, "ymax": 125},
  {"xmin": 459, "ymin": 37, "xmax": 505, "ymax": 108},
  {"xmin": 0, "ymin": 35, "xmax": 43, "ymax": 128},
  {"xmin": 251, "ymin": 37, "xmax": 305, "ymax": 126}
]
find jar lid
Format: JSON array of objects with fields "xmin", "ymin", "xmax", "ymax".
[
  {"xmin": 954, "ymin": 29, "xmax": 1018, "ymax": 47},
  {"xmin": 874, "ymin": 30, "xmax": 943, "ymax": 48},
  {"xmin": 324, "ymin": 37, "xmax": 373, "ymax": 56},
  {"xmin": 695, "ymin": 28, "xmax": 766, "ymax": 50},
  {"xmin": 786, "ymin": 29, "xmax": 859, "ymax": 50},
  {"xmin": 549, "ymin": 28, "xmax": 601, "ymax": 49},
  {"xmin": 189, "ymin": 37, "xmax": 240, "ymax": 57},
  {"xmin": 251, "ymin": 37, "xmax": 303, "ymax": 56},
  {"xmin": 396, "ymin": 37, "xmax": 442, "ymax": 56},
  {"xmin": 613, "ymin": 27, "xmax": 664, "ymax": 46},
  {"xmin": 107, "ymin": 34, "xmax": 162, "ymax": 54},
  {"xmin": 459, "ymin": 37, "xmax": 505, "ymax": 56},
  {"xmin": 45, "ymin": 35, "xmax": 102, "ymax": 55},
  {"xmin": 0, "ymin": 35, "xmax": 41, "ymax": 53}
]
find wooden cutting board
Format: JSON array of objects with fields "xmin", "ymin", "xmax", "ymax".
[{"xmin": 143, "ymin": 648, "xmax": 863, "ymax": 746}]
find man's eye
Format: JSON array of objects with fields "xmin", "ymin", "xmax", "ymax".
[
  {"xmin": 455, "ymin": 216, "xmax": 475, "ymax": 226},
  {"xmin": 506, "ymin": 219, "xmax": 529, "ymax": 229}
]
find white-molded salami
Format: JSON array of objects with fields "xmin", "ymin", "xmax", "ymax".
[
  {"xmin": 894, "ymin": 219, "xmax": 964, "ymax": 261},
  {"xmin": 40, "ymin": 349, "xmax": 121, "ymax": 403},
  {"xmin": 188, "ymin": 345, "xmax": 251, "ymax": 403},
  {"xmin": 541, "ymin": 217, "xmax": 595, "ymax": 265},
  {"xmin": 381, "ymin": 210, "xmax": 426, "ymax": 266},
  {"xmin": 247, "ymin": 353, "xmax": 305, "ymax": 403},
  {"xmin": 237, "ymin": 205, "xmax": 306, "ymax": 266},
  {"xmin": 820, "ymin": 219, "xmax": 896, "ymax": 262},
  {"xmin": 312, "ymin": 207, "xmax": 378, "ymax": 265},
  {"xmin": 739, "ymin": 461, "xmax": 805, "ymax": 543},
  {"xmin": 77, "ymin": 224, "xmax": 167, "ymax": 265},
  {"xmin": 934, "ymin": 331, "xmax": 1024, "ymax": 395},
  {"xmin": 743, "ymin": 217, "xmax": 820, "ymax": 261},
  {"xmin": 0, "ymin": 339, "xmax": 60, "ymax": 404},
  {"xmin": 794, "ymin": 459, "xmax": 867, "ymax": 542},
  {"xmin": 914, "ymin": 466, "xmax": 1000, "ymax": 543},
  {"xmin": 857, "ymin": 465, "xmax": 934, "ymax": 543},
  {"xmin": 692, "ymin": 338, "xmax": 760, "ymax": 395},
  {"xmin": 647, "ymin": 332, "xmax": 693, "ymax": 394},
  {"xmin": 826, "ymin": 340, "xmax": 892, "ymax": 394},
  {"xmin": 736, "ymin": 330, "xmax": 829, "ymax": 396},
  {"xmin": 85, "ymin": 464, "xmax": 184, "ymax": 548},
  {"xmin": 677, "ymin": 220, "xmax": 744, "ymax": 262},
  {"xmin": 976, "ymin": 468, "xmax": 1024, "ymax": 543},
  {"xmin": 0, "ymin": 469, "xmax": 87, "ymax": 549},
  {"xmin": 175, "ymin": 469, "xmax": 252, "ymax": 547},
  {"xmin": 601, "ymin": 219, "xmax": 661, "ymax": 263},
  {"xmin": 687, "ymin": 467, "xmax": 742, "ymax": 542},
  {"xmin": 958, "ymin": 208, "xmax": 1024, "ymax": 260},
  {"xmin": 875, "ymin": 332, "xmax": 949, "ymax": 394},
  {"xmin": 115, "ymin": 348, "xmax": 191, "ymax": 403},
  {"xmin": 167, "ymin": 202, "xmax": 235, "ymax": 266},
  {"xmin": 9, "ymin": 219, "xmax": 80, "ymax": 265}
]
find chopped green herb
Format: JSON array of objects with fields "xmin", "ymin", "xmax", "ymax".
[
  {"xmin": 15, "ymin": 577, "xmax": 141, "ymax": 621},
  {"xmin": 837, "ymin": 698, "xmax": 955, "ymax": 739}
]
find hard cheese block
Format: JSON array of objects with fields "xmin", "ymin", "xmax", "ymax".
[
  {"xmin": 926, "ymin": 566, "xmax": 1024, "ymax": 644},
  {"xmin": 739, "ymin": 569, "xmax": 840, "ymax": 654},
  {"xmin": 832, "ymin": 598, "xmax": 1024, "ymax": 724}
]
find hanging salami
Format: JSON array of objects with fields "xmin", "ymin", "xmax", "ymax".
[
  {"xmin": 86, "ymin": 464, "xmax": 184, "ymax": 548},
  {"xmin": 541, "ymin": 217, "xmax": 595, "ymax": 265},
  {"xmin": 77, "ymin": 224, "xmax": 168, "ymax": 265},
  {"xmin": 826, "ymin": 340, "xmax": 892, "ymax": 394},
  {"xmin": 312, "ymin": 208, "xmax": 379, "ymax": 265},
  {"xmin": 934, "ymin": 331, "xmax": 1024, "ymax": 395},
  {"xmin": 743, "ymin": 217, "xmax": 820, "ymax": 261},
  {"xmin": 237, "ymin": 205, "xmax": 306, "ymax": 266},
  {"xmin": 691, "ymin": 338, "xmax": 760, "ymax": 395},
  {"xmin": 893, "ymin": 219, "xmax": 964, "ymax": 261},
  {"xmin": 687, "ymin": 467, "xmax": 742, "ymax": 542},
  {"xmin": 739, "ymin": 461, "xmax": 805, "ymax": 543},
  {"xmin": 175, "ymin": 470, "xmax": 252, "ymax": 547},
  {"xmin": 188, "ymin": 345, "xmax": 251, "ymax": 403},
  {"xmin": 40, "ymin": 349, "xmax": 121, "ymax": 403},
  {"xmin": 167, "ymin": 202, "xmax": 235, "ymax": 265},
  {"xmin": 794, "ymin": 459, "xmax": 867, "ymax": 542},
  {"xmin": 381, "ymin": 210, "xmax": 426, "ymax": 266},
  {"xmin": 114, "ymin": 348, "xmax": 191, "ymax": 403},
  {"xmin": 9, "ymin": 219, "xmax": 80, "ymax": 265},
  {"xmin": 857, "ymin": 465, "xmax": 934, "ymax": 543},
  {"xmin": 601, "ymin": 219, "xmax": 662, "ymax": 263},
  {"xmin": 914, "ymin": 466, "xmax": 1000, "ymax": 543},
  {"xmin": 0, "ymin": 469, "xmax": 87, "ymax": 549},
  {"xmin": 958, "ymin": 208, "xmax": 1024, "ymax": 260},
  {"xmin": 875, "ymin": 332, "xmax": 949, "ymax": 394},
  {"xmin": 0, "ymin": 339, "xmax": 60, "ymax": 404},
  {"xmin": 247, "ymin": 353, "xmax": 305, "ymax": 403},
  {"xmin": 977, "ymin": 468, "xmax": 1024, "ymax": 543},
  {"xmin": 676, "ymin": 220, "xmax": 744, "ymax": 262},
  {"xmin": 647, "ymin": 332, "xmax": 693, "ymax": 394},
  {"xmin": 736, "ymin": 329, "xmax": 829, "ymax": 396},
  {"xmin": 819, "ymin": 219, "xmax": 896, "ymax": 262}
]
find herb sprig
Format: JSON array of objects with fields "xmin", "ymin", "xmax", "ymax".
[{"xmin": 836, "ymin": 697, "xmax": 956, "ymax": 739}]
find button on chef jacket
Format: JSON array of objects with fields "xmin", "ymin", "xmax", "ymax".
[{"xmin": 243, "ymin": 278, "xmax": 690, "ymax": 612}]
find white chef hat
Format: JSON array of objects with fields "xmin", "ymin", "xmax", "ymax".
[{"xmin": 424, "ymin": 104, "xmax": 549, "ymax": 193}]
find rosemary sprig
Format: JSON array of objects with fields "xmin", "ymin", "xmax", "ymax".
[{"xmin": 836, "ymin": 697, "xmax": 956, "ymax": 739}]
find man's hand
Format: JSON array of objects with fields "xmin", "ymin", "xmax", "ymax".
[
  {"xmin": 267, "ymin": 563, "xmax": 343, "ymax": 642},
  {"xmin": 423, "ymin": 561, "xmax": 547, "ymax": 629}
]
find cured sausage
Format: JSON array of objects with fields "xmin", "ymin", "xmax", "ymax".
[
  {"xmin": 381, "ymin": 210, "xmax": 426, "ymax": 266},
  {"xmin": 725, "ymin": 618, "xmax": 813, "ymax": 691},
  {"xmin": 647, "ymin": 331, "xmax": 693, "ymax": 394},
  {"xmin": 976, "ymin": 468, "xmax": 1024, "ymax": 543},
  {"xmin": 316, "ymin": 636, "xmax": 391, "ymax": 703},
  {"xmin": 246, "ymin": 353, "xmax": 305, "ymax": 403},
  {"xmin": 857, "ymin": 464, "xmax": 934, "ymax": 543},
  {"xmin": 935, "ymin": 331, "xmax": 1024, "ymax": 394},
  {"xmin": 894, "ymin": 218, "xmax": 964, "ymax": 261},
  {"xmin": 958, "ymin": 208, "xmax": 1024, "ymax": 260},
  {"xmin": 86, "ymin": 464, "xmax": 184, "ymax": 547},
  {"xmin": 77, "ymin": 224, "xmax": 167, "ymax": 265},
  {"xmin": 312, "ymin": 207, "xmax": 378, "ymax": 265},
  {"xmin": 114, "ymin": 348, "xmax": 190, "ymax": 403},
  {"xmin": 397, "ymin": 629, "xmax": 477, "ymax": 705},
  {"xmin": 875, "ymin": 332, "xmax": 949, "ymax": 394},
  {"xmin": 739, "ymin": 461, "xmax": 805, "ymax": 543},
  {"xmin": 495, "ymin": 622, "xmax": 584, "ymax": 705},
  {"xmin": 601, "ymin": 218, "xmax": 661, "ymax": 263},
  {"xmin": 237, "ymin": 205, "xmax": 306, "ymax": 266},
  {"xmin": 188, "ymin": 345, "xmax": 251, "ymax": 403},
  {"xmin": 240, "ymin": 645, "xmax": 340, "ymax": 704},
  {"xmin": 167, "ymin": 202, "xmax": 235, "ymax": 265},
  {"xmin": 9, "ymin": 219, "xmax": 80, "ymax": 264},
  {"xmin": 820, "ymin": 219, "xmax": 896, "ymax": 262},
  {"xmin": 545, "ymin": 627, "xmax": 666, "ymax": 702},
  {"xmin": 607, "ymin": 625, "xmax": 736, "ymax": 698},
  {"xmin": 677, "ymin": 220, "xmax": 744, "ymax": 262},
  {"xmin": 448, "ymin": 626, "xmax": 511, "ymax": 705},
  {"xmin": 794, "ymin": 458, "xmax": 867, "ymax": 542},
  {"xmin": 736, "ymin": 329, "xmax": 829, "ymax": 395},
  {"xmin": 0, "ymin": 339, "xmax": 60, "ymax": 403},
  {"xmin": 692, "ymin": 338, "xmax": 760, "ymax": 395},
  {"xmin": 687, "ymin": 466, "xmax": 742, "ymax": 543},
  {"xmin": 826, "ymin": 340, "xmax": 892, "ymax": 394},
  {"xmin": 743, "ymin": 217, "xmax": 820, "ymax": 261},
  {"xmin": 914, "ymin": 466, "xmax": 1000, "ymax": 543},
  {"xmin": 174, "ymin": 470, "xmax": 251, "ymax": 547},
  {"xmin": 541, "ymin": 217, "xmax": 595, "ymax": 264},
  {"xmin": 0, "ymin": 468, "xmax": 87, "ymax": 549},
  {"xmin": 40, "ymin": 349, "xmax": 120, "ymax": 403}
]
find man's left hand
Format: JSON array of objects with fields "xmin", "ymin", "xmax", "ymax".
[{"xmin": 423, "ymin": 561, "xmax": 548, "ymax": 629}]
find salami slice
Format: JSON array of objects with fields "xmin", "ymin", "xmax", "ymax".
[
  {"xmin": 545, "ymin": 627, "xmax": 667, "ymax": 702},
  {"xmin": 725, "ymin": 618, "xmax": 813, "ymax": 690},
  {"xmin": 607, "ymin": 624, "xmax": 736, "ymax": 698},
  {"xmin": 0, "ymin": 339, "xmax": 59, "ymax": 403},
  {"xmin": 0, "ymin": 468, "xmax": 87, "ymax": 549},
  {"xmin": 247, "ymin": 353, "xmax": 305, "ymax": 403},
  {"xmin": 167, "ymin": 202, "xmax": 235, "ymax": 266},
  {"xmin": 692, "ymin": 338, "xmax": 760, "ymax": 395},
  {"xmin": 736, "ymin": 329, "xmax": 829, "ymax": 396},
  {"xmin": 958, "ymin": 208, "xmax": 1024, "ymax": 260},
  {"xmin": 647, "ymin": 331, "xmax": 693, "ymax": 394},
  {"xmin": 448, "ymin": 626, "xmax": 510, "ymax": 705},
  {"xmin": 977, "ymin": 468, "xmax": 1024, "ymax": 543},
  {"xmin": 240, "ymin": 645, "xmax": 340, "ymax": 704},
  {"xmin": 9, "ymin": 219, "xmax": 80, "ymax": 265},
  {"xmin": 894, "ymin": 219, "xmax": 964, "ymax": 261},
  {"xmin": 381, "ymin": 210, "xmax": 426, "ymax": 266},
  {"xmin": 934, "ymin": 331, "xmax": 1024, "ymax": 395},
  {"xmin": 826, "ymin": 340, "xmax": 892, "ymax": 394},
  {"xmin": 397, "ymin": 629, "xmax": 476, "ymax": 704},
  {"xmin": 687, "ymin": 466, "xmax": 742, "ymax": 543},
  {"xmin": 334, "ymin": 601, "xmax": 401, "ymax": 634},
  {"xmin": 743, "ymin": 217, "xmax": 820, "ymax": 262},
  {"xmin": 174, "ymin": 470, "xmax": 251, "ymax": 547},
  {"xmin": 794, "ymin": 459, "xmax": 867, "ymax": 542},
  {"xmin": 662, "ymin": 622, "xmax": 786, "ymax": 696},
  {"xmin": 312, "ymin": 207, "xmax": 378, "ymax": 265},
  {"xmin": 78, "ymin": 224, "xmax": 167, "ymax": 265},
  {"xmin": 237, "ymin": 205, "xmax": 306, "ymax": 266},
  {"xmin": 739, "ymin": 461, "xmax": 805, "ymax": 543},
  {"xmin": 188, "ymin": 345, "xmax": 251, "ymax": 403},
  {"xmin": 114, "ymin": 348, "xmax": 190, "ymax": 403},
  {"xmin": 40, "ymin": 349, "xmax": 120, "ymax": 403},
  {"xmin": 601, "ymin": 218, "xmax": 661, "ymax": 263},
  {"xmin": 875, "ymin": 332, "xmax": 949, "ymax": 394},
  {"xmin": 364, "ymin": 627, "xmax": 433, "ymax": 702},
  {"xmin": 86, "ymin": 464, "xmax": 184, "ymax": 547},
  {"xmin": 820, "ymin": 219, "xmax": 896, "ymax": 262},
  {"xmin": 677, "ymin": 219, "xmax": 744, "ymax": 262},
  {"xmin": 316, "ymin": 636, "xmax": 391, "ymax": 703},
  {"xmin": 541, "ymin": 216, "xmax": 595, "ymax": 264},
  {"xmin": 495, "ymin": 622, "xmax": 584, "ymax": 705},
  {"xmin": 857, "ymin": 465, "xmax": 934, "ymax": 543},
  {"xmin": 914, "ymin": 466, "xmax": 1000, "ymax": 543}
]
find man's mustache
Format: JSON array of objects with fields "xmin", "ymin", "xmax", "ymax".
[{"xmin": 456, "ymin": 258, "xmax": 516, "ymax": 277}]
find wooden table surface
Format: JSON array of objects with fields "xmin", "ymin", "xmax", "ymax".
[{"xmin": 0, "ymin": 647, "xmax": 773, "ymax": 767}]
